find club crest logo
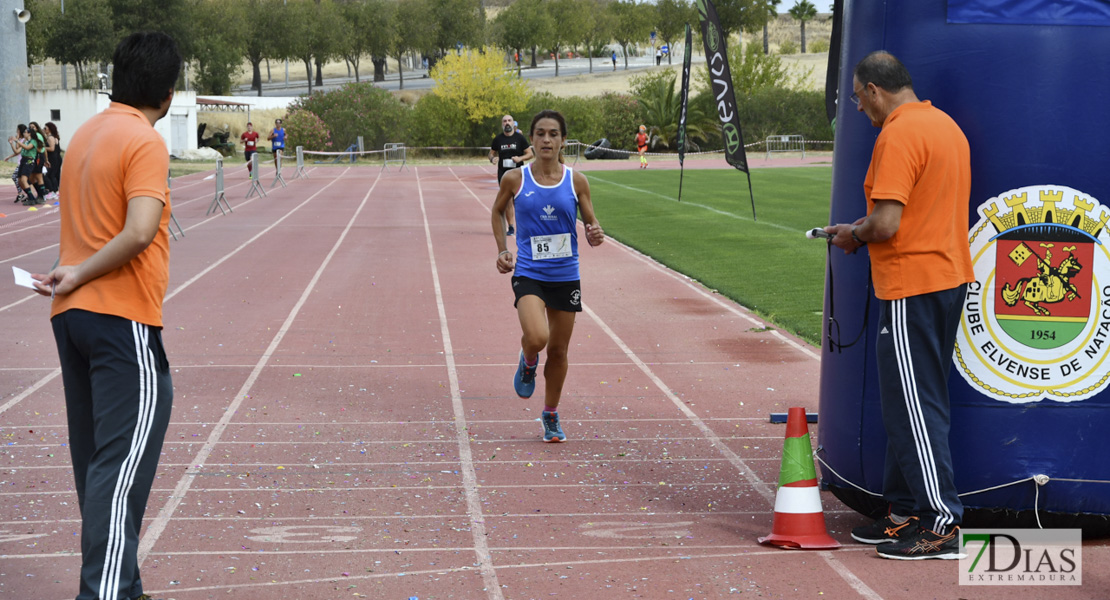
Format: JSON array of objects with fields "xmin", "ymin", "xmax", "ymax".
[{"xmin": 955, "ymin": 185, "xmax": 1110, "ymax": 403}]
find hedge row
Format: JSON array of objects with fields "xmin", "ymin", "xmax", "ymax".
[{"xmin": 284, "ymin": 82, "xmax": 832, "ymax": 156}]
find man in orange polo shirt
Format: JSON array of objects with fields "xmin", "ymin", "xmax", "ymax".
[
  {"xmin": 825, "ymin": 51, "xmax": 974, "ymax": 560},
  {"xmin": 32, "ymin": 32, "xmax": 182, "ymax": 600}
]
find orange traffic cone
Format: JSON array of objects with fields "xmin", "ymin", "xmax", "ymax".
[{"xmin": 758, "ymin": 406, "xmax": 840, "ymax": 549}]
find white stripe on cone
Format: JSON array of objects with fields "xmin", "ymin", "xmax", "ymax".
[{"xmin": 772, "ymin": 485, "xmax": 825, "ymax": 514}]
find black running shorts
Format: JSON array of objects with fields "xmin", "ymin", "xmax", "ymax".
[{"xmin": 512, "ymin": 275, "xmax": 582, "ymax": 312}]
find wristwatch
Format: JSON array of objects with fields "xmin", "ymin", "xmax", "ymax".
[{"xmin": 851, "ymin": 226, "xmax": 866, "ymax": 245}]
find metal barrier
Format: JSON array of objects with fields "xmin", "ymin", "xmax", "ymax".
[
  {"xmin": 207, "ymin": 158, "xmax": 233, "ymax": 215},
  {"xmin": 566, "ymin": 139, "xmax": 581, "ymax": 164},
  {"xmin": 246, "ymin": 153, "xmax": 268, "ymax": 199},
  {"xmin": 765, "ymin": 134, "xmax": 805, "ymax": 159},
  {"xmin": 167, "ymin": 175, "xmax": 185, "ymax": 240},
  {"xmin": 293, "ymin": 146, "xmax": 309, "ymax": 179},
  {"xmin": 270, "ymin": 151, "xmax": 288, "ymax": 189},
  {"xmin": 382, "ymin": 143, "xmax": 407, "ymax": 171}
]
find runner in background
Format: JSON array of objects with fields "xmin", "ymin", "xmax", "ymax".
[
  {"xmin": 268, "ymin": 118, "xmax": 285, "ymax": 167},
  {"xmin": 489, "ymin": 114, "xmax": 534, "ymax": 236},
  {"xmin": 241, "ymin": 122, "xmax": 259, "ymax": 177},
  {"xmin": 491, "ymin": 109, "xmax": 605, "ymax": 443},
  {"xmin": 636, "ymin": 125, "xmax": 649, "ymax": 169}
]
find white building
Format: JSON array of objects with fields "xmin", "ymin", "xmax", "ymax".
[{"xmin": 28, "ymin": 90, "xmax": 199, "ymax": 156}]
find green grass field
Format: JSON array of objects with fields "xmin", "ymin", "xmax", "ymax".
[{"xmin": 586, "ymin": 166, "xmax": 834, "ymax": 344}]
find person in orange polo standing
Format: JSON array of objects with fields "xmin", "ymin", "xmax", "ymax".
[
  {"xmin": 32, "ymin": 32, "xmax": 182, "ymax": 600},
  {"xmin": 825, "ymin": 51, "xmax": 973, "ymax": 560}
]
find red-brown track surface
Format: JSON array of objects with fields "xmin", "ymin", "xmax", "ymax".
[{"xmin": 2, "ymin": 156, "xmax": 1105, "ymax": 599}]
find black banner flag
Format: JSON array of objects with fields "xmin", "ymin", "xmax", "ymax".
[
  {"xmin": 695, "ymin": 0, "xmax": 755, "ymax": 218},
  {"xmin": 696, "ymin": 0, "xmax": 749, "ymax": 174},
  {"xmin": 677, "ymin": 23, "xmax": 693, "ymax": 168}
]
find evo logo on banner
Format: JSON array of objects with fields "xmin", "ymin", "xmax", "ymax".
[
  {"xmin": 960, "ymin": 529, "xmax": 1082, "ymax": 586},
  {"xmin": 955, "ymin": 185, "xmax": 1110, "ymax": 403}
]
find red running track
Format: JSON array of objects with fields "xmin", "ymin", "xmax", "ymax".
[{"xmin": 1, "ymin": 161, "xmax": 1105, "ymax": 599}]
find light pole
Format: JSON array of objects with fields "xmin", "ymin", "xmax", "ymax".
[
  {"xmin": 1, "ymin": 0, "xmax": 31, "ymax": 130},
  {"xmin": 60, "ymin": 0, "xmax": 65, "ymax": 89}
]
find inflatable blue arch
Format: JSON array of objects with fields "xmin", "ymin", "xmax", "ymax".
[{"xmin": 818, "ymin": 0, "xmax": 1110, "ymax": 533}]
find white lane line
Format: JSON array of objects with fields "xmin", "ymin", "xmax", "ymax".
[
  {"xmin": 416, "ymin": 166, "xmax": 505, "ymax": 600},
  {"xmin": 120, "ymin": 547, "xmax": 878, "ymax": 597},
  {"xmin": 0, "ymin": 170, "xmax": 343, "ymax": 417},
  {"xmin": 581, "ymin": 303, "xmax": 777, "ymax": 505},
  {"xmin": 0, "ymin": 367, "xmax": 60, "ymax": 416},
  {"xmin": 137, "ymin": 167, "xmax": 363, "ymax": 562},
  {"xmin": 601, "ymin": 235, "xmax": 821, "ymax": 360},
  {"xmin": 819, "ymin": 551, "xmax": 886, "ymax": 600}
]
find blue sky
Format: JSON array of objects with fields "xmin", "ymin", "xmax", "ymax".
[{"xmin": 782, "ymin": 1, "xmax": 834, "ymax": 13}]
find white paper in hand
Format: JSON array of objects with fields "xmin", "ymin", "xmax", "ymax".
[{"xmin": 12, "ymin": 266, "xmax": 37, "ymax": 290}]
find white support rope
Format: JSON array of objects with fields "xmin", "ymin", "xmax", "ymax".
[{"xmin": 814, "ymin": 450, "xmax": 1110, "ymax": 529}]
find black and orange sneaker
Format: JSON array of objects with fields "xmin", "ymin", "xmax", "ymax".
[
  {"xmin": 851, "ymin": 514, "xmax": 919, "ymax": 544},
  {"xmin": 876, "ymin": 526, "xmax": 966, "ymax": 560}
]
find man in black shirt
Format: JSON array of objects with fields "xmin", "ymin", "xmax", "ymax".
[{"xmin": 489, "ymin": 114, "xmax": 533, "ymax": 236}]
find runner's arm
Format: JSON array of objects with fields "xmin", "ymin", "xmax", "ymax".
[
  {"xmin": 574, "ymin": 171, "xmax": 604, "ymax": 247},
  {"xmin": 32, "ymin": 196, "xmax": 164, "ymax": 297}
]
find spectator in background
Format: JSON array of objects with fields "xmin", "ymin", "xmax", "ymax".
[{"xmin": 43, "ymin": 122, "xmax": 62, "ymax": 200}]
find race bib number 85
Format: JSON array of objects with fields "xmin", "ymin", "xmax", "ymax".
[{"xmin": 531, "ymin": 233, "xmax": 572, "ymax": 260}]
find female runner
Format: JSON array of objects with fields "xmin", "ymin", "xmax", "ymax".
[{"xmin": 492, "ymin": 109, "xmax": 605, "ymax": 442}]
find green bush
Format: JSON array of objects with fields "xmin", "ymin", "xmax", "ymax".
[
  {"xmin": 778, "ymin": 39, "xmax": 799, "ymax": 55},
  {"xmin": 595, "ymin": 92, "xmax": 641, "ymax": 150},
  {"xmin": 293, "ymin": 83, "xmax": 408, "ymax": 150},
  {"xmin": 809, "ymin": 38, "xmax": 830, "ymax": 53},
  {"xmin": 284, "ymin": 109, "xmax": 332, "ymax": 152},
  {"xmin": 735, "ymin": 87, "xmax": 832, "ymax": 143},
  {"xmin": 523, "ymin": 92, "xmax": 605, "ymax": 145},
  {"xmin": 408, "ymin": 92, "xmax": 472, "ymax": 151}
]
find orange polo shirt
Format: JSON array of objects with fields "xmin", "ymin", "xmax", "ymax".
[
  {"xmin": 864, "ymin": 101, "xmax": 975, "ymax": 300},
  {"xmin": 51, "ymin": 102, "xmax": 171, "ymax": 327}
]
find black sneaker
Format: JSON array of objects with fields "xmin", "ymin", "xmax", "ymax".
[
  {"xmin": 851, "ymin": 514, "xmax": 919, "ymax": 544},
  {"xmin": 876, "ymin": 526, "xmax": 965, "ymax": 560}
]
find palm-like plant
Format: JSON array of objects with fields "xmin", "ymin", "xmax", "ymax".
[
  {"xmin": 633, "ymin": 71, "xmax": 713, "ymax": 152},
  {"xmin": 788, "ymin": 0, "xmax": 818, "ymax": 53}
]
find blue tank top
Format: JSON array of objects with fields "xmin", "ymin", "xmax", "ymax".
[
  {"xmin": 514, "ymin": 164, "xmax": 580, "ymax": 282},
  {"xmin": 272, "ymin": 127, "xmax": 285, "ymax": 149}
]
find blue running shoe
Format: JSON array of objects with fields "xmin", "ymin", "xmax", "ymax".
[
  {"xmin": 513, "ymin": 351, "xmax": 538, "ymax": 398},
  {"xmin": 542, "ymin": 411, "xmax": 566, "ymax": 442}
]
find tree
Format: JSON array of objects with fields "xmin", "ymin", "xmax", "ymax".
[
  {"xmin": 24, "ymin": 0, "xmax": 59, "ymax": 68},
  {"xmin": 244, "ymin": 0, "xmax": 287, "ymax": 95},
  {"xmin": 547, "ymin": 0, "xmax": 587, "ymax": 77},
  {"xmin": 281, "ymin": 0, "xmax": 323, "ymax": 93},
  {"xmin": 788, "ymin": 0, "xmax": 817, "ymax": 53},
  {"xmin": 47, "ymin": 0, "xmax": 116, "ymax": 88},
  {"xmin": 430, "ymin": 0, "xmax": 485, "ymax": 57},
  {"xmin": 430, "ymin": 46, "xmax": 531, "ymax": 125},
  {"xmin": 579, "ymin": 0, "xmax": 615, "ymax": 74},
  {"xmin": 655, "ymin": 0, "xmax": 692, "ymax": 65},
  {"xmin": 108, "ymin": 0, "xmax": 195, "ymax": 59},
  {"xmin": 761, "ymin": 0, "xmax": 781, "ymax": 54},
  {"xmin": 311, "ymin": 0, "xmax": 343, "ymax": 87},
  {"xmin": 389, "ymin": 0, "xmax": 435, "ymax": 89},
  {"xmin": 631, "ymin": 70, "xmax": 713, "ymax": 150},
  {"xmin": 492, "ymin": 0, "xmax": 552, "ymax": 71},
  {"xmin": 609, "ymin": 0, "xmax": 649, "ymax": 71},
  {"xmin": 705, "ymin": 0, "xmax": 764, "ymax": 48},
  {"xmin": 188, "ymin": 0, "xmax": 247, "ymax": 94},
  {"xmin": 339, "ymin": 0, "xmax": 394, "ymax": 84}
]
